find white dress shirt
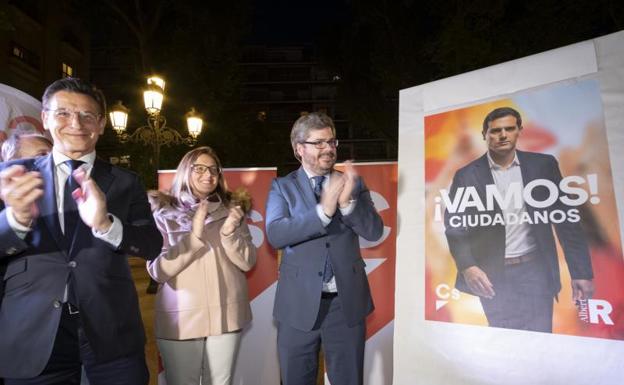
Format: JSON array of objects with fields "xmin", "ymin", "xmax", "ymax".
[{"xmin": 487, "ymin": 151, "xmax": 537, "ymax": 258}]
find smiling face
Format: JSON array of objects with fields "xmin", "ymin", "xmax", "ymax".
[
  {"xmin": 189, "ymin": 153, "xmax": 219, "ymax": 199},
  {"xmin": 296, "ymin": 127, "xmax": 337, "ymax": 176},
  {"xmin": 485, "ymin": 115, "xmax": 522, "ymax": 163},
  {"xmin": 42, "ymin": 91, "xmax": 105, "ymax": 159}
]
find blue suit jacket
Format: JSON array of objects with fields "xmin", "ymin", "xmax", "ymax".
[
  {"xmin": 266, "ymin": 167, "xmax": 383, "ymax": 331},
  {"xmin": 444, "ymin": 150, "xmax": 593, "ymax": 296},
  {"xmin": 0, "ymin": 154, "xmax": 162, "ymax": 378}
]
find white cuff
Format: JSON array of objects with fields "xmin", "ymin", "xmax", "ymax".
[
  {"xmin": 316, "ymin": 204, "xmax": 332, "ymax": 227},
  {"xmin": 339, "ymin": 199, "xmax": 356, "ymax": 216},
  {"xmin": 92, "ymin": 213, "xmax": 123, "ymax": 248},
  {"xmin": 6, "ymin": 207, "xmax": 32, "ymax": 239}
]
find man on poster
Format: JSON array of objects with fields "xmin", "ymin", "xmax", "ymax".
[
  {"xmin": 265, "ymin": 112, "xmax": 383, "ymax": 385},
  {"xmin": 444, "ymin": 106, "xmax": 594, "ymax": 332}
]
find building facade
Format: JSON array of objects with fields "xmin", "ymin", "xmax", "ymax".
[
  {"xmin": 240, "ymin": 45, "xmax": 394, "ymax": 169},
  {"xmin": 0, "ymin": 0, "xmax": 89, "ymax": 99}
]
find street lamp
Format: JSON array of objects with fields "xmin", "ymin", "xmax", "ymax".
[{"xmin": 109, "ymin": 76, "xmax": 203, "ymax": 176}]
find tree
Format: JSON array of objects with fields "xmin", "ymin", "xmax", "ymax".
[
  {"xmin": 84, "ymin": 0, "xmax": 252, "ymax": 187},
  {"xmin": 317, "ymin": 0, "xmax": 623, "ymax": 160}
]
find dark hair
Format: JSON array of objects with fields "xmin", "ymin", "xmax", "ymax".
[
  {"xmin": 482, "ymin": 107, "xmax": 522, "ymax": 138},
  {"xmin": 42, "ymin": 77, "xmax": 107, "ymax": 115}
]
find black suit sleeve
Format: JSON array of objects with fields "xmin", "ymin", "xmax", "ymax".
[
  {"xmin": 116, "ymin": 174, "xmax": 163, "ymax": 261},
  {"xmin": 444, "ymin": 169, "xmax": 479, "ymax": 271},
  {"xmin": 547, "ymin": 156, "xmax": 593, "ymax": 280}
]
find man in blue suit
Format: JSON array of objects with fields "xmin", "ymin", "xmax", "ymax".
[
  {"xmin": 0, "ymin": 78, "xmax": 162, "ymax": 384},
  {"xmin": 266, "ymin": 112, "xmax": 383, "ymax": 385},
  {"xmin": 444, "ymin": 106, "xmax": 594, "ymax": 332}
]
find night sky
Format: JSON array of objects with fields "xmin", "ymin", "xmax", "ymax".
[{"xmin": 247, "ymin": 0, "xmax": 349, "ymax": 44}]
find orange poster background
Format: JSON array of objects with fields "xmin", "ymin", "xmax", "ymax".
[{"xmin": 423, "ymin": 81, "xmax": 624, "ymax": 340}]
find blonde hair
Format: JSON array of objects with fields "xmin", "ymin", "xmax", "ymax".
[{"xmin": 169, "ymin": 146, "xmax": 231, "ymax": 209}]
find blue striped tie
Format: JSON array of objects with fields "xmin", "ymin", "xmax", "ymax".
[{"xmin": 312, "ymin": 176, "xmax": 334, "ymax": 283}]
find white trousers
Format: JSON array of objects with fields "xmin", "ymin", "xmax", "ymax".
[{"xmin": 157, "ymin": 331, "xmax": 242, "ymax": 385}]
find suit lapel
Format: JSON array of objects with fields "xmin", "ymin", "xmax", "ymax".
[
  {"xmin": 473, "ymin": 153, "xmax": 494, "ymax": 201},
  {"xmin": 35, "ymin": 154, "xmax": 65, "ymax": 249},
  {"xmin": 294, "ymin": 167, "xmax": 318, "ymax": 209},
  {"xmin": 517, "ymin": 150, "xmax": 538, "ymax": 215},
  {"xmin": 68, "ymin": 158, "xmax": 115, "ymax": 258},
  {"xmin": 517, "ymin": 151, "xmax": 533, "ymax": 184},
  {"xmin": 90, "ymin": 158, "xmax": 114, "ymax": 194}
]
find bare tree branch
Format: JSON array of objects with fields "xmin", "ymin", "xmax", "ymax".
[{"xmin": 100, "ymin": 0, "xmax": 142, "ymax": 42}]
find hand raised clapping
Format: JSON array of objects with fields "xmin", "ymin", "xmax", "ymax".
[
  {"xmin": 221, "ymin": 206, "xmax": 245, "ymax": 236},
  {"xmin": 72, "ymin": 167, "xmax": 112, "ymax": 233},
  {"xmin": 320, "ymin": 161, "xmax": 357, "ymax": 217},
  {"xmin": 191, "ymin": 201, "xmax": 245, "ymax": 238},
  {"xmin": 0, "ymin": 165, "xmax": 44, "ymax": 227},
  {"xmin": 338, "ymin": 161, "xmax": 357, "ymax": 208}
]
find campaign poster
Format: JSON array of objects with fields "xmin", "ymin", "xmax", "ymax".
[
  {"xmin": 424, "ymin": 78, "xmax": 624, "ymax": 340},
  {"xmin": 0, "ymin": 83, "xmax": 45, "ymax": 142}
]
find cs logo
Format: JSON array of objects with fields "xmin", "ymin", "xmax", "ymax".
[
  {"xmin": 246, "ymin": 210, "xmax": 265, "ymax": 248},
  {"xmin": 435, "ymin": 283, "xmax": 460, "ymax": 310}
]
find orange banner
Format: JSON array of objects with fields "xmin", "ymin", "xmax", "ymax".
[{"xmin": 336, "ymin": 162, "xmax": 397, "ymax": 339}]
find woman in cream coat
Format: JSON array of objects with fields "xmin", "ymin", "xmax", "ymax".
[{"xmin": 147, "ymin": 146, "xmax": 256, "ymax": 385}]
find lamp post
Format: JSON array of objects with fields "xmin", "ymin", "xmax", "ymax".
[{"xmin": 109, "ymin": 75, "xmax": 203, "ymax": 178}]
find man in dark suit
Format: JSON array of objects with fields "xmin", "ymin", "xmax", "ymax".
[
  {"xmin": 266, "ymin": 112, "xmax": 383, "ymax": 385},
  {"xmin": 444, "ymin": 106, "xmax": 594, "ymax": 332},
  {"xmin": 0, "ymin": 78, "xmax": 162, "ymax": 384}
]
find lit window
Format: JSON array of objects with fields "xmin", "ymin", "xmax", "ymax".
[
  {"xmin": 62, "ymin": 63, "xmax": 74, "ymax": 78},
  {"xmin": 9, "ymin": 43, "xmax": 41, "ymax": 69},
  {"xmin": 12, "ymin": 46, "xmax": 24, "ymax": 59}
]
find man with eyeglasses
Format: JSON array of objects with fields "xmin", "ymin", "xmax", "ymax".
[
  {"xmin": 266, "ymin": 112, "xmax": 383, "ymax": 385},
  {"xmin": 0, "ymin": 78, "xmax": 162, "ymax": 384}
]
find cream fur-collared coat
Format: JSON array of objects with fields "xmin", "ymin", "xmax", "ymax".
[{"xmin": 147, "ymin": 202, "xmax": 256, "ymax": 339}]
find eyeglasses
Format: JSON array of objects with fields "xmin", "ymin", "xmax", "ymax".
[
  {"xmin": 301, "ymin": 139, "xmax": 339, "ymax": 149},
  {"xmin": 45, "ymin": 108, "xmax": 102, "ymax": 125},
  {"xmin": 191, "ymin": 164, "xmax": 221, "ymax": 176}
]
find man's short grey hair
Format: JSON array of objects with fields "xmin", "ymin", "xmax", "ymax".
[
  {"xmin": 290, "ymin": 112, "xmax": 336, "ymax": 161},
  {"xmin": 1, "ymin": 133, "xmax": 52, "ymax": 161}
]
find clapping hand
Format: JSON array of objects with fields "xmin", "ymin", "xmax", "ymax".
[
  {"xmin": 320, "ymin": 176, "xmax": 345, "ymax": 218},
  {"xmin": 192, "ymin": 200, "xmax": 211, "ymax": 238},
  {"xmin": 221, "ymin": 206, "xmax": 245, "ymax": 236},
  {"xmin": 0, "ymin": 165, "xmax": 43, "ymax": 227},
  {"xmin": 338, "ymin": 160, "xmax": 357, "ymax": 208},
  {"xmin": 72, "ymin": 167, "xmax": 112, "ymax": 233}
]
